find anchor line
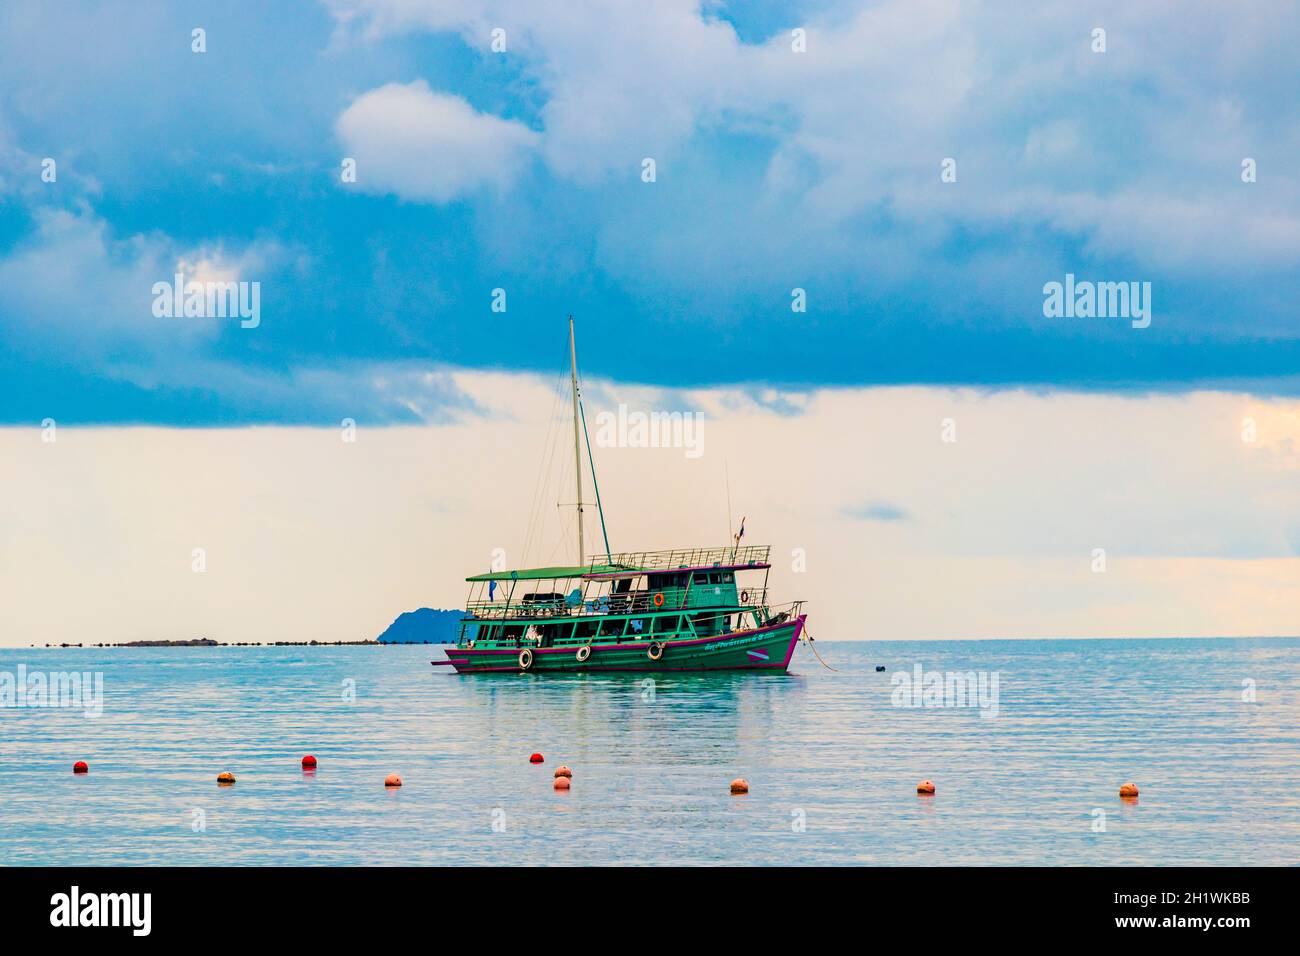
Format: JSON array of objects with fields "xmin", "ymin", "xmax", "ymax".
[{"xmin": 801, "ymin": 625, "xmax": 838, "ymax": 671}]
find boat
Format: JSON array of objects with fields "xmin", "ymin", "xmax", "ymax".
[{"xmin": 433, "ymin": 319, "xmax": 807, "ymax": 674}]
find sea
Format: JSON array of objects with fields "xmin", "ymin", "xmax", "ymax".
[{"xmin": 1, "ymin": 638, "xmax": 1296, "ymax": 866}]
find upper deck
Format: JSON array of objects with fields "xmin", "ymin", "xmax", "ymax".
[
  {"xmin": 461, "ymin": 545, "xmax": 773, "ymax": 621},
  {"xmin": 590, "ymin": 545, "xmax": 771, "ymax": 576}
]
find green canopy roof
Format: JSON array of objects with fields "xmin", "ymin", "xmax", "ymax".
[{"xmin": 465, "ymin": 564, "xmax": 632, "ymax": 583}]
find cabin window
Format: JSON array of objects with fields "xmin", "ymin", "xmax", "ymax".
[
  {"xmin": 574, "ymin": 620, "xmax": 599, "ymax": 641},
  {"xmin": 721, "ymin": 572, "xmax": 734, "ymax": 584},
  {"xmin": 692, "ymin": 613, "xmax": 729, "ymax": 635},
  {"xmin": 652, "ymin": 615, "xmax": 680, "ymax": 634},
  {"xmin": 540, "ymin": 623, "xmax": 571, "ymax": 645},
  {"xmin": 599, "ymin": 618, "xmax": 625, "ymax": 638}
]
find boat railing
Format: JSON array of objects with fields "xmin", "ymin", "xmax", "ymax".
[
  {"xmin": 465, "ymin": 586, "xmax": 770, "ymax": 620},
  {"xmin": 592, "ymin": 545, "xmax": 771, "ymax": 573},
  {"xmin": 464, "ymin": 598, "xmax": 567, "ymax": 619}
]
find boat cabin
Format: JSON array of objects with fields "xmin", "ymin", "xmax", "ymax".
[{"xmin": 458, "ymin": 546, "xmax": 773, "ymax": 649}]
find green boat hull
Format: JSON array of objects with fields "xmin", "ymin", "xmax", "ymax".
[{"xmin": 438, "ymin": 615, "xmax": 805, "ymax": 674}]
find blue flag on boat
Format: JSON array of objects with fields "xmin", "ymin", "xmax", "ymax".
[{"xmin": 488, "ymin": 579, "xmax": 496, "ymax": 600}]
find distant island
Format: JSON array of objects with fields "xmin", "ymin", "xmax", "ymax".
[
  {"xmin": 27, "ymin": 611, "xmax": 465, "ymax": 648},
  {"xmin": 120, "ymin": 638, "xmax": 219, "ymax": 647},
  {"xmin": 376, "ymin": 608, "xmax": 464, "ymax": 644}
]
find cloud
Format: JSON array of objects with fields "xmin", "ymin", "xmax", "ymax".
[
  {"xmin": 3, "ymin": 379, "xmax": 1297, "ymax": 644},
  {"xmin": 3, "ymin": 0, "xmax": 1299, "ymax": 417},
  {"xmin": 844, "ymin": 501, "xmax": 909, "ymax": 522},
  {"xmin": 326, "ymin": 0, "xmax": 1300, "ymax": 269},
  {"xmin": 335, "ymin": 80, "xmax": 538, "ymax": 202},
  {"xmin": 0, "ymin": 208, "xmax": 211, "ymax": 354},
  {"xmin": 0, "ymin": 206, "xmax": 485, "ymax": 423},
  {"xmin": 328, "ymin": 1, "xmax": 749, "ymax": 182},
  {"xmin": 0, "ymin": 208, "xmax": 290, "ymax": 357}
]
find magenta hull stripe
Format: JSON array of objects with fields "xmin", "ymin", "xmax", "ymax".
[
  {"xmin": 446, "ymin": 662, "xmax": 793, "ymax": 674},
  {"xmin": 452, "ymin": 617, "xmax": 799, "ymax": 658},
  {"xmin": 776, "ymin": 615, "xmax": 805, "ymax": 668}
]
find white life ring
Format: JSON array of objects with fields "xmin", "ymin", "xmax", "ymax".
[
  {"xmin": 647, "ymin": 641, "xmax": 664, "ymax": 661},
  {"xmin": 518, "ymin": 648, "xmax": 534, "ymax": 670},
  {"xmin": 576, "ymin": 644, "xmax": 592, "ymax": 663}
]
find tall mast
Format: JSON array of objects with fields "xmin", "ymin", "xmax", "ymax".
[{"xmin": 569, "ymin": 316, "xmax": 585, "ymax": 566}]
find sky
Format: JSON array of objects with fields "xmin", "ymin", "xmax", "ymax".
[
  {"xmin": 4, "ymin": 383, "xmax": 1297, "ymax": 644},
  {"xmin": 0, "ymin": 1, "xmax": 1297, "ymax": 643}
]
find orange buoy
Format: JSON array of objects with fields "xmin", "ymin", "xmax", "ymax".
[
  {"xmin": 554, "ymin": 765, "xmax": 572, "ymax": 779},
  {"xmin": 1119, "ymin": 782, "xmax": 1139, "ymax": 798},
  {"xmin": 529, "ymin": 753, "xmax": 544, "ymax": 763},
  {"xmin": 730, "ymin": 778, "xmax": 749, "ymax": 794},
  {"xmin": 554, "ymin": 776, "xmax": 571, "ymax": 790},
  {"xmin": 917, "ymin": 779, "xmax": 936, "ymax": 795},
  {"xmin": 384, "ymin": 773, "xmax": 402, "ymax": 788},
  {"xmin": 217, "ymin": 771, "xmax": 236, "ymax": 785},
  {"xmin": 301, "ymin": 755, "xmax": 317, "ymax": 770}
]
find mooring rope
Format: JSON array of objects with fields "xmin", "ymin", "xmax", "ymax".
[{"xmin": 801, "ymin": 625, "xmax": 838, "ymax": 671}]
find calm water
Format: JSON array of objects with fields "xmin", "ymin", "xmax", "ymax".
[{"xmin": 1, "ymin": 639, "xmax": 1297, "ymax": 866}]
